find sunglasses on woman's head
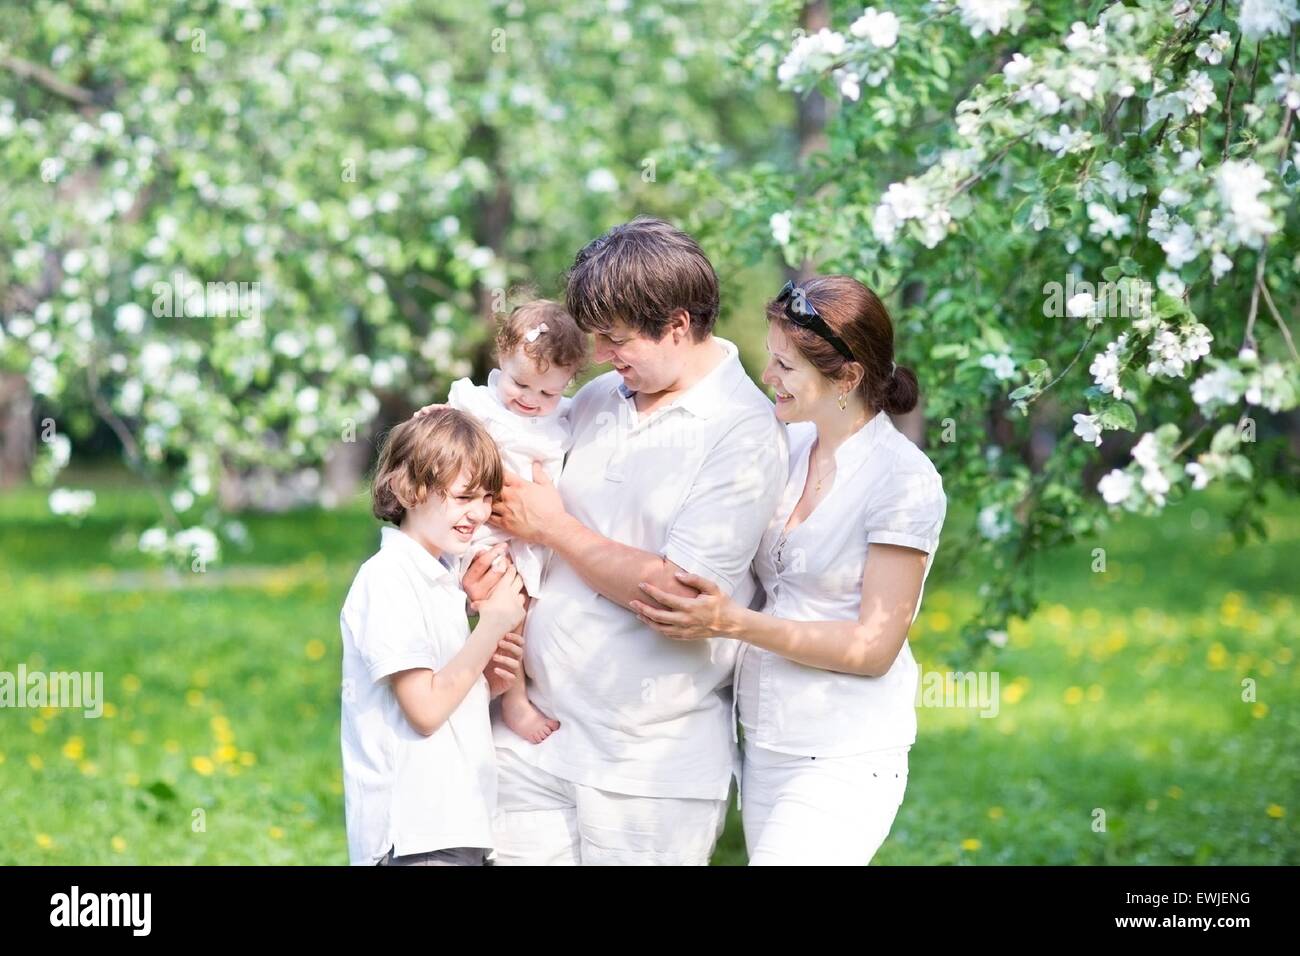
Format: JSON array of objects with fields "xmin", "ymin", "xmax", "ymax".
[{"xmin": 775, "ymin": 281, "xmax": 855, "ymax": 362}]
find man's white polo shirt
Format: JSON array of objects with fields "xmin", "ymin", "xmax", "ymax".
[
  {"xmin": 493, "ymin": 337, "xmax": 788, "ymax": 800},
  {"xmin": 340, "ymin": 526, "xmax": 496, "ymax": 864}
]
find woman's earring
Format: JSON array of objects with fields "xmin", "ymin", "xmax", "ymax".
[{"xmin": 837, "ymin": 393, "xmax": 847, "ymax": 411}]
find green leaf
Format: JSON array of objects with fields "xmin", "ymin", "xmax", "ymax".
[{"xmin": 1098, "ymin": 402, "xmax": 1136, "ymax": 432}]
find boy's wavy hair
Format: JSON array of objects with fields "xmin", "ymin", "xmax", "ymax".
[{"xmin": 371, "ymin": 408, "xmax": 503, "ymax": 525}]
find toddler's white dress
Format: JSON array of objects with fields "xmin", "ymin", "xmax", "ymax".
[{"xmin": 447, "ymin": 369, "xmax": 573, "ymax": 597}]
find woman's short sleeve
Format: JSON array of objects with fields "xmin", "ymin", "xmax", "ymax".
[{"xmin": 865, "ymin": 459, "xmax": 946, "ymax": 555}]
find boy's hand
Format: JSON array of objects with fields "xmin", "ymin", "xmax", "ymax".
[
  {"xmin": 478, "ymin": 566, "xmax": 526, "ymax": 633},
  {"xmin": 463, "ymin": 543, "xmax": 512, "ymax": 612},
  {"xmin": 485, "ymin": 632, "xmax": 524, "ymax": 698}
]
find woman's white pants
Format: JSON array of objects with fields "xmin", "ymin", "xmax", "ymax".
[{"xmin": 741, "ymin": 744, "xmax": 909, "ymax": 866}]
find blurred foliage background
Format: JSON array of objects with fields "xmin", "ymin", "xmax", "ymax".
[{"xmin": 1, "ymin": 0, "xmax": 1296, "ymax": 863}]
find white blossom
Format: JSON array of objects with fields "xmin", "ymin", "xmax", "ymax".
[
  {"xmin": 956, "ymin": 0, "xmax": 1024, "ymax": 39},
  {"xmin": 1216, "ymin": 160, "xmax": 1278, "ymax": 247},
  {"xmin": 49, "ymin": 488, "xmax": 95, "ymax": 517},
  {"xmin": 1072, "ymin": 413, "xmax": 1103, "ymax": 447},
  {"xmin": 849, "ymin": 8, "xmax": 900, "ymax": 48},
  {"xmin": 1098, "ymin": 469, "xmax": 1135, "ymax": 506},
  {"xmin": 770, "ymin": 210, "xmax": 793, "ymax": 246},
  {"xmin": 1002, "ymin": 53, "xmax": 1033, "ymax": 86},
  {"xmin": 1238, "ymin": 0, "xmax": 1300, "ymax": 42},
  {"xmin": 979, "ymin": 352, "xmax": 1017, "ymax": 381}
]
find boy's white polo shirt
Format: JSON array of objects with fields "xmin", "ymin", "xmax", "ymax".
[
  {"xmin": 493, "ymin": 337, "xmax": 789, "ymax": 801},
  {"xmin": 340, "ymin": 526, "xmax": 496, "ymax": 865}
]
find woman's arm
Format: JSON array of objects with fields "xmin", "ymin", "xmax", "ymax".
[
  {"xmin": 391, "ymin": 569, "xmax": 525, "ymax": 735},
  {"xmin": 633, "ymin": 543, "xmax": 929, "ymax": 678}
]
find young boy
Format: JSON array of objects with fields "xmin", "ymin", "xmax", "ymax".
[{"xmin": 340, "ymin": 408, "xmax": 526, "ymax": 865}]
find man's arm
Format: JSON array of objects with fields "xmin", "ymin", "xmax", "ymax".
[{"xmin": 490, "ymin": 464, "xmax": 700, "ymax": 611}]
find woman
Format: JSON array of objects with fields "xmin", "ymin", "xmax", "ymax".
[{"xmin": 630, "ymin": 275, "xmax": 946, "ymax": 865}]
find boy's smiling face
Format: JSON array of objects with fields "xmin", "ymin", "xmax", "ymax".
[{"xmin": 401, "ymin": 469, "xmax": 493, "ymax": 558}]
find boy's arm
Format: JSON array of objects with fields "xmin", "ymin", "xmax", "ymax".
[
  {"xmin": 389, "ymin": 619, "xmax": 506, "ymax": 736},
  {"xmin": 390, "ymin": 569, "xmax": 525, "ymax": 735}
]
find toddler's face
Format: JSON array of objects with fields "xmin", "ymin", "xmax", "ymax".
[{"xmin": 497, "ymin": 349, "xmax": 574, "ymax": 417}]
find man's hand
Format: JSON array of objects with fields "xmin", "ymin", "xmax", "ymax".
[
  {"xmin": 490, "ymin": 461, "xmax": 569, "ymax": 545},
  {"xmin": 462, "ymin": 543, "xmax": 512, "ymax": 612},
  {"xmin": 484, "ymin": 632, "xmax": 524, "ymax": 699}
]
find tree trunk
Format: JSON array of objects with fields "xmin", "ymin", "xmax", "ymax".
[{"xmin": 0, "ymin": 372, "xmax": 35, "ymax": 487}]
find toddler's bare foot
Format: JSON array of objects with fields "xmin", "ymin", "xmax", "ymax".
[{"xmin": 502, "ymin": 692, "xmax": 560, "ymax": 744}]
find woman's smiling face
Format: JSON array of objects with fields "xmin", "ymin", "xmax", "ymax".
[{"xmin": 761, "ymin": 323, "xmax": 838, "ymax": 423}]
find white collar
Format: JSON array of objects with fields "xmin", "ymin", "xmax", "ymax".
[
  {"xmin": 380, "ymin": 526, "xmax": 457, "ymax": 587},
  {"xmin": 611, "ymin": 337, "xmax": 741, "ymax": 420}
]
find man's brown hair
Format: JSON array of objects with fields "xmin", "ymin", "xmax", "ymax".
[
  {"xmin": 495, "ymin": 299, "xmax": 589, "ymax": 374},
  {"xmin": 371, "ymin": 408, "xmax": 503, "ymax": 525},
  {"xmin": 565, "ymin": 216, "xmax": 719, "ymax": 342}
]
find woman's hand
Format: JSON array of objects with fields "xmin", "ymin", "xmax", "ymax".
[
  {"xmin": 411, "ymin": 402, "xmax": 446, "ymax": 419},
  {"xmin": 484, "ymin": 632, "xmax": 524, "ymax": 699},
  {"xmin": 630, "ymin": 570, "xmax": 739, "ymax": 641},
  {"xmin": 477, "ymin": 566, "xmax": 526, "ymax": 634}
]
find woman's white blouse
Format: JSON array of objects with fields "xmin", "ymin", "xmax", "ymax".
[{"xmin": 736, "ymin": 412, "xmax": 946, "ymax": 757}]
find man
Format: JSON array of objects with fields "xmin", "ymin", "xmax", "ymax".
[{"xmin": 476, "ymin": 217, "xmax": 787, "ymax": 865}]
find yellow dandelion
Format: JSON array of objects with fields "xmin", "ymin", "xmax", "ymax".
[
  {"xmin": 122, "ymin": 674, "xmax": 142, "ymax": 695},
  {"xmin": 306, "ymin": 639, "xmax": 327, "ymax": 661},
  {"xmin": 125, "ymin": 772, "xmax": 140, "ymax": 787},
  {"xmin": 28, "ymin": 753, "xmax": 44, "ymax": 771},
  {"xmin": 40, "ymin": 706, "xmax": 57, "ymax": 719},
  {"xmin": 215, "ymin": 743, "xmax": 239, "ymax": 764},
  {"xmin": 987, "ymin": 806, "xmax": 1004, "ymax": 820},
  {"xmin": 1064, "ymin": 686, "xmax": 1084, "ymax": 705},
  {"xmin": 961, "ymin": 838, "xmax": 981, "ymax": 852},
  {"xmin": 239, "ymin": 751, "xmax": 257, "ymax": 767},
  {"xmin": 1252, "ymin": 702, "xmax": 1269, "ymax": 719},
  {"xmin": 1266, "ymin": 804, "xmax": 1285, "ymax": 819},
  {"xmin": 0, "ymin": 751, "xmax": 5, "ymax": 765},
  {"xmin": 79, "ymin": 761, "xmax": 99, "ymax": 777},
  {"xmin": 29, "ymin": 718, "xmax": 46, "ymax": 735},
  {"xmin": 191, "ymin": 755, "xmax": 215, "ymax": 776},
  {"xmin": 102, "ymin": 702, "xmax": 118, "ymax": 719},
  {"xmin": 111, "ymin": 836, "xmax": 127, "ymax": 853},
  {"xmin": 61, "ymin": 736, "xmax": 85, "ymax": 761},
  {"xmin": 1167, "ymin": 786, "xmax": 1183, "ymax": 800},
  {"xmin": 35, "ymin": 833, "xmax": 54, "ymax": 850},
  {"xmin": 1206, "ymin": 643, "xmax": 1228, "ymax": 670},
  {"xmin": 185, "ymin": 689, "xmax": 204, "ymax": 708},
  {"xmin": 269, "ymin": 826, "xmax": 285, "ymax": 840},
  {"xmin": 1003, "ymin": 682, "xmax": 1026, "ymax": 705}
]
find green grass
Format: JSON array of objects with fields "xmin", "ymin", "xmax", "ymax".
[{"xmin": 1, "ymin": 472, "xmax": 1296, "ymax": 864}]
